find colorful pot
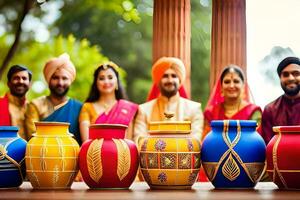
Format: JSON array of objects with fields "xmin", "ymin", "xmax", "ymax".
[
  {"xmin": 79, "ymin": 124, "xmax": 139, "ymax": 189},
  {"xmin": 139, "ymin": 120, "xmax": 201, "ymax": 189},
  {"xmin": 201, "ymin": 120, "xmax": 266, "ymax": 188},
  {"xmin": 25, "ymin": 122, "xmax": 79, "ymax": 189},
  {"xmin": 0, "ymin": 126, "xmax": 27, "ymax": 188},
  {"xmin": 267, "ymin": 126, "xmax": 300, "ymax": 189}
]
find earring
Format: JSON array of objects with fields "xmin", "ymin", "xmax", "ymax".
[
  {"xmin": 221, "ymin": 90, "xmax": 224, "ymax": 97},
  {"xmin": 115, "ymin": 84, "xmax": 119, "ymax": 91}
]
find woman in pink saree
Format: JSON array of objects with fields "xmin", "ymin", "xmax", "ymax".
[{"xmin": 79, "ymin": 62, "xmax": 138, "ymax": 142}]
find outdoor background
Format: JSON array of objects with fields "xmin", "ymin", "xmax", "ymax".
[
  {"xmin": 0, "ymin": 0, "xmax": 211, "ymax": 105},
  {"xmin": 1, "ymin": 0, "xmax": 299, "ymax": 108}
]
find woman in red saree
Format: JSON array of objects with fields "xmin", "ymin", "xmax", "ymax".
[
  {"xmin": 202, "ymin": 64, "xmax": 262, "ymax": 140},
  {"xmin": 199, "ymin": 64, "xmax": 262, "ymax": 181},
  {"xmin": 79, "ymin": 62, "xmax": 138, "ymax": 142}
]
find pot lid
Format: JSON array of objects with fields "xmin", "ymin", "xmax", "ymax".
[{"xmin": 148, "ymin": 112, "xmax": 191, "ymax": 134}]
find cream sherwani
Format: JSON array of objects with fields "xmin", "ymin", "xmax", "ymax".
[{"xmin": 133, "ymin": 93, "xmax": 203, "ymax": 143}]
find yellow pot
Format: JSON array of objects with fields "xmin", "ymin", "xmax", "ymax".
[
  {"xmin": 140, "ymin": 120, "xmax": 201, "ymax": 189},
  {"xmin": 25, "ymin": 122, "xmax": 79, "ymax": 189}
]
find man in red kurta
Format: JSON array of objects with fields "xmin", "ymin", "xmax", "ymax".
[
  {"xmin": 261, "ymin": 57, "xmax": 300, "ymax": 144},
  {"xmin": 0, "ymin": 65, "xmax": 32, "ymax": 140}
]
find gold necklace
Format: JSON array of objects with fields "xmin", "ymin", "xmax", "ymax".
[
  {"xmin": 224, "ymin": 99, "xmax": 241, "ymax": 117},
  {"xmin": 96, "ymin": 100, "xmax": 116, "ymax": 114}
]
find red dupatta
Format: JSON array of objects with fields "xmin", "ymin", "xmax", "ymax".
[
  {"xmin": 204, "ymin": 71, "xmax": 253, "ymax": 121},
  {"xmin": 0, "ymin": 94, "xmax": 11, "ymax": 125}
]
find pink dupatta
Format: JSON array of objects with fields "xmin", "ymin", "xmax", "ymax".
[{"xmin": 95, "ymin": 100, "xmax": 138, "ymax": 126}]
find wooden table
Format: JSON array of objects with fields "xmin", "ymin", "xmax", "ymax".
[{"xmin": 0, "ymin": 182, "xmax": 299, "ymax": 200}]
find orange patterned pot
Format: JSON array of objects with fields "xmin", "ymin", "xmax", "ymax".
[{"xmin": 139, "ymin": 120, "xmax": 201, "ymax": 189}]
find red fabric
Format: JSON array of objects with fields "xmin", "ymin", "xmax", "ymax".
[
  {"xmin": 204, "ymin": 72, "xmax": 261, "ymax": 133},
  {"xmin": 95, "ymin": 100, "xmax": 138, "ymax": 126},
  {"xmin": 146, "ymin": 84, "xmax": 188, "ymax": 101},
  {"xmin": 205, "ymin": 75, "xmax": 251, "ymax": 113},
  {"xmin": 0, "ymin": 94, "xmax": 11, "ymax": 125},
  {"xmin": 204, "ymin": 103, "xmax": 261, "ymax": 122}
]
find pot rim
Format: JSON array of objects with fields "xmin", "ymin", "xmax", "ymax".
[
  {"xmin": 89, "ymin": 123, "xmax": 128, "ymax": 129},
  {"xmin": 0, "ymin": 126, "xmax": 19, "ymax": 131},
  {"xmin": 211, "ymin": 120, "xmax": 257, "ymax": 127},
  {"xmin": 34, "ymin": 121, "xmax": 70, "ymax": 126},
  {"xmin": 148, "ymin": 130, "xmax": 191, "ymax": 135},
  {"xmin": 273, "ymin": 125, "xmax": 300, "ymax": 133},
  {"xmin": 149, "ymin": 121, "xmax": 191, "ymax": 125}
]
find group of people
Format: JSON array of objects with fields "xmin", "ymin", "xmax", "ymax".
[{"xmin": 0, "ymin": 53, "xmax": 299, "ymax": 149}]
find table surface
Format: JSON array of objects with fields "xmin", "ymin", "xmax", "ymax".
[{"xmin": 0, "ymin": 181, "xmax": 299, "ymax": 200}]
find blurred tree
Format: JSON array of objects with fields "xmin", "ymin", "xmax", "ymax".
[
  {"xmin": 0, "ymin": 0, "xmax": 35, "ymax": 79},
  {"xmin": 55, "ymin": 0, "xmax": 153, "ymax": 103}
]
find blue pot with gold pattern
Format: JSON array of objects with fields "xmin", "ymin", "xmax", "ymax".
[
  {"xmin": 0, "ymin": 126, "xmax": 27, "ymax": 188},
  {"xmin": 201, "ymin": 120, "xmax": 266, "ymax": 188}
]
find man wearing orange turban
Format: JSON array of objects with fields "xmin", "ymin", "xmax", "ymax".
[
  {"xmin": 25, "ymin": 53, "xmax": 82, "ymax": 145},
  {"xmin": 133, "ymin": 57, "xmax": 203, "ymax": 143}
]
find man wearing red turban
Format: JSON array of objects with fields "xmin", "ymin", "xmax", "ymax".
[
  {"xmin": 24, "ymin": 53, "xmax": 82, "ymax": 145},
  {"xmin": 133, "ymin": 57, "xmax": 203, "ymax": 143}
]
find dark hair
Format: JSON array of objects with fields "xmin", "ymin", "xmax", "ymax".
[
  {"xmin": 220, "ymin": 64, "xmax": 245, "ymax": 83},
  {"xmin": 7, "ymin": 65, "xmax": 32, "ymax": 81},
  {"xmin": 277, "ymin": 56, "xmax": 300, "ymax": 76},
  {"xmin": 85, "ymin": 64, "xmax": 128, "ymax": 102}
]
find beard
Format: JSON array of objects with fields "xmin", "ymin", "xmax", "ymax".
[
  {"xmin": 281, "ymin": 82, "xmax": 300, "ymax": 97},
  {"xmin": 10, "ymin": 83, "xmax": 29, "ymax": 98},
  {"xmin": 159, "ymin": 82, "xmax": 178, "ymax": 98},
  {"xmin": 49, "ymin": 85, "xmax": 69, "ymax": 98}
]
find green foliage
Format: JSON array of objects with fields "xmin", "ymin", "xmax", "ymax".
[
  {"xmin": 0, "ymin": 34, "xmax": 108, "ymax": 102},
  {"xmin": 190, "ymin": 0, "xmax": 211, "ymax": 106},
  {"xmin": 55, "ymin": 0, "xmax": 153, "ymax": 103}
]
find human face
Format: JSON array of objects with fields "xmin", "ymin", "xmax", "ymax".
[
  {"xmin": 49, "ymin": 68, "xmax": 71, "ymax": 97},
  {"xmin": 221, "ymin": 71, "xmax": 244, "ymax": 100},
  {"xmin": 97, "ymin": 68, "xmax": 118, "ymax": 95},
  {"xmin": 7, "ymin": 70, "xmax": 31, "ymax": 98},
  {"xmin": 280, "ymin": 63, "xmax": 300, "ymax": 97},
  {"xmin": 159, "ymin": 68, "xmax": 180, "ymax": 98}
]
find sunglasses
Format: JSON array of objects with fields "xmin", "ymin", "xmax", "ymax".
[{"xmin": 281, "ymin": 70, "xmax": 300, "ymax": 78}]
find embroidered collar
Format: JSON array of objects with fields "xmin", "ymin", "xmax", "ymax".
[
  {"xmin": 157, "ymin": 92, "xmax": 180, "ymax": 103},
  {"xmin": 7, "ymin": 92, "xmax": 26, "ymax": 107}
]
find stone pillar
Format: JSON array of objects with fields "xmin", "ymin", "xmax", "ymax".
[
  {"xmin": 210, "ymin": 0, "xmax": 247, "ymax": 90},
  {"xmin": 153, "ymin": 0, "xmax": 191, "ymax": 97}
]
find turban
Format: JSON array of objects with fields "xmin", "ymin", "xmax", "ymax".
[
  {"xmin": 152, "ymin": 57, "xmax": 186, "ymax": 85},
  {"xmin": 43, "ymin": 53, "xmax": 76, "ymax": 84},
  {"xmin": 277, "ymin": 56, "xmax": 300, "ymax": 76}
]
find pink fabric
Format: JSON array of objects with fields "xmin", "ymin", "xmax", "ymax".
[
  {"xmin": 0, "ymin": 94, "xmax": 11, "ymax": 125},
  {"xmin": 95, "ymin": 100, "xmax": 138, "ymax": 126}
]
